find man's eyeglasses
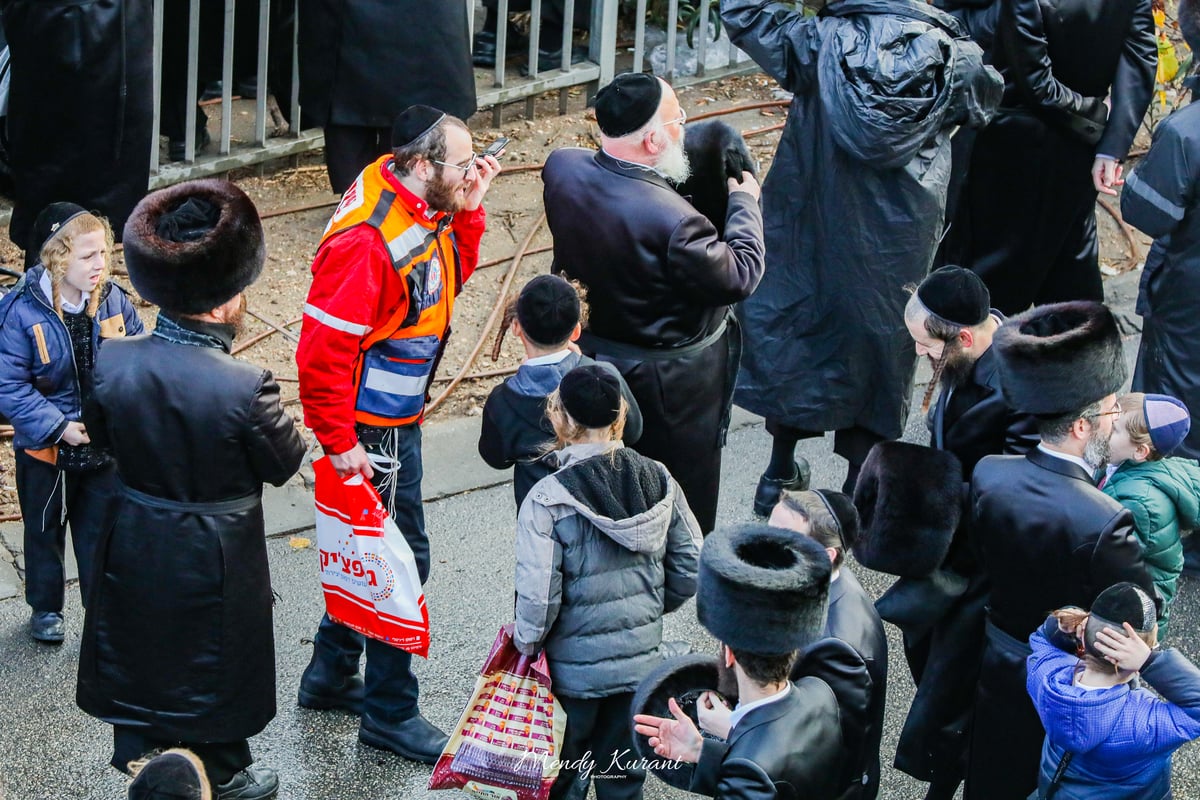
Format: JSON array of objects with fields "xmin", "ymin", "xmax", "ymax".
[
  {"xmin": 662, "ymin": 111, "xmax": 687, "ymax": 128},
  {"xmin": 431, "ymin": 153, "xmax": 478, "ymax": 177},
  {"xmin": 1094, "ymin": 402, "xmax": 1123, "ymax": 419}
]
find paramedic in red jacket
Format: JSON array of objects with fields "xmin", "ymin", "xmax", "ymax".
[{"xmin": 295, "ymin": 105, "xmax": 498, "ymax": 763}]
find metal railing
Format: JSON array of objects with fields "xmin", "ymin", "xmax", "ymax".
[{"xmin": 146, "ymin": 0, "xmax": 757, "ymax": 186}]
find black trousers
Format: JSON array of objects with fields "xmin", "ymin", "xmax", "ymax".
[
  {"xmin": 551, "ymin": 693, "xmax": 645, "ymax": 800},
  {"xmin": 323, "ymin": 124, "xmax": 389, "ymax": 194},
  {"xmin": 956, "ymin": 111, "xmax": 1103, "ymax": 315},
  {"xmin": 14, "ymin": 450, "xmax": 117, "ymax": 613},
  {"xmin": 112, "ymin": 726, "xmax": 251, "ymax": 785}
]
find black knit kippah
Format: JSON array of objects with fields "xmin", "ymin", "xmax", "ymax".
[
  {"xmin": 31, "ymin": 202, "xmax": 89, "ymax": 254},
  {"xmin": 128, "ymin": 752, "xmax": 206, "ymax": 800},
  {"xmin": 156, "ymin": 197, "xmax": 220, "ymax": 243},
  {"xmin": 594, "ymin": 73, "xmax": 663, "ymax": 137},
  {"xmin": 517, "ymin": 274, "xmax": 580, "ymax": 346},
  {"xmin": 392, "ymin": 104, "xmax": 447, "ymax": 149},
  {"xmin": 916, "ymin": 266, "xmax": 990, "ymax": 327},
  {"xmin": 1091, "ymin": 582, "xmax": 1156, "ymax": 632},
  {"xmin": 560, "ymin": 364, "xmax": 621, "ymax": 428}
]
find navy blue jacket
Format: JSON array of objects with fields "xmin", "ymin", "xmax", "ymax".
[{"xmin": 0, "ymin": 265, "xmax": 143, "ymax": 449}]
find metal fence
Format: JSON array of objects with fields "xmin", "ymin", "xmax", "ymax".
[{"xmin": 149, "ymin": 0, "xmax": 756, "ymax": 186}]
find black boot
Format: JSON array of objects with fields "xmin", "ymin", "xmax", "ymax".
[
  {"xmin": 359, "ymin": 714, "xmax": 449, "ymax": 764},
  {"xmin": 298, "ymin": 654, "xmax": 364, "ymax": 715},
  {"xmin": 752, "ymin": 459, "xmax": 811, "ymax": 517}
]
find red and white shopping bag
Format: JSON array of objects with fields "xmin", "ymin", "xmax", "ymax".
[{"xmin": 313, "ymin": 456, "xmax": 430, "ymax": 656}]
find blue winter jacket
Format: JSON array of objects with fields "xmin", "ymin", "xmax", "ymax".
[
  {"xmin": 0, "ymin": 265, "xmax": 143, "ymax": 449},
  {"xmin": 1026, "ymin": 616, "xmax": 1200, "ymax": 799}
]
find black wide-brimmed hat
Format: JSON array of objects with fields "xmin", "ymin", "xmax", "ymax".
[
  {"xmin": 992, "ymin": 301, "xmax": 1127, "ymax": 416},
  {"xmin": 697, "ymin": 522, "xmax": 831, "ymax": 654},
  {"xmin": 122, "ymin": 179, "xmax": 264, "ymax": 314},
  {"xmin": 630, "ymin": 654, "xmax": 723, "ymax": 790},
  {"xmin": 852, "ymin": 442, "xmax": 964, "ymax": 578}
]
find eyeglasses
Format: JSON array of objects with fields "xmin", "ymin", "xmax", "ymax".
[
  {"xmin": 662, "ymin": 111, "xmax": 687, "ymax": 128},
  {"xmin": 430, "ymin": 153, "xmax": 478, "ymax": 177},
  {"xmin": 1093, "ymin": 402, "xmax": 1123, "ymax": 420}
]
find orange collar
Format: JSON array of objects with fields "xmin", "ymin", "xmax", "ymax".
[{"xmin": 380, "ymin": 158, "xmax": 446, "ymax": 225}]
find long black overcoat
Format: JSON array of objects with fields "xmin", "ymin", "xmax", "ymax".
[
  {"xmin": 3, "ymin": 0, "xmax": 153, "ymax": 261},
  {"xmin": 76, "ymin": 322, "xmax": 305, "ymax": 743},
  {"xmin": 722, "ymin": 0, "xmax": 1001, "ymax": 439},
  {"xmin": 298, "ymin": 0, "xmax": 476, "ymax": 127}
]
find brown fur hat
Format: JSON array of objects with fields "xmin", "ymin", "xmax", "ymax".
[
  {"xmin": 992, "ymin": 301, "xmax": 1128, "ymax": 416},
  {"xmin": 852, "ymin": 442, "xmax": 964, "ymax": 578},
  {"xmin": 122, "ymin": 179, "xmax": 264, "ymax": 314}
]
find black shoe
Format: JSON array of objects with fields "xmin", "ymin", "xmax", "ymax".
[
  {"xmin": 30, "ymin": 611, "xmax": 65, "ymax": 644},
  {"xmin": 167, "ymin": 127, "xmax": 212, "ymax": 162},
  {"xmin": 359, "ymin": 713, "xmax": 449, "ymax": 764},
  {"xmin": 201, "ymin": 80, "xmax": 224, "ymax": 101},
  {"xmin": 519, "ymin": 44, "xmax": 588, "ymax": 76},
  {"xmin": 752, "ymin": 459, "xmax": 811, "ymax": 517},
  {"xmin": 298, "ymin": 665, "xmax": 364, "ymax": 715},
  {"xmin": 215, "ymin": 764, "xmax": 278, "ymax": 800},
  {"xmin": 236, "ymin": 76, "xmax": 258, "ymax": 99},
  {"xmin": 472, "ymin": 27, "xmax": 529, "ymax": 68},
  {"xmin": 1183, "ymin": 540, "xmax": 1200, "ymax": 578}
]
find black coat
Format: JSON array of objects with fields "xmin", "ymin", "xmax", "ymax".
[
  {"xmin": 820, "ymin": 570, "xmax": 888, "ymax": 800},
  {"xmin": 722, "ymin": 0, "xmax": 1000, "ymax": 439},
  {"xmin": 690, "ymin": 646, "xmax": 863, "ymax": 800},
  {"xmin": 965, "ymin": 448, "xmax": 1157, "ymax": 800},
  {"xmin": 928, "ymin": 339, "xmax": 1040, "ymax": 477},
  {"xmin": 952, "ymin": 0, "xmax": 1155, "ymax": 313},
  {"xmin": 1124, "ymin": 99, "xmax": 1200, "ymax": 462},
  {"xmin": 542, "ymin": 148, "xmax": 765, "ymax": 532},
  {"xmin": 298, "ymin": 0, "xmax": 476, "ymax": 128},
  {"xmin": 76, "ymin": 319, "xmax": 305, "ymax": 742},
  {"xmin": 3, "ymin": 0, "xmax": 154, "ymax": 260}
]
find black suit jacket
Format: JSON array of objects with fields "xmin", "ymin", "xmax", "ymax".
[
  {"xmin": 821, "ymin": 570, "xmax": 887, "ymax": 800},
  {"xmin": 929, "ymin": 341, "xmax": 1040, "ymax": 478},
  {"xmin": 970, "ymin": 447, "xmax": 1157, "ymax": 639},
  {"xmin": 690, "ymin": 675, "xmax": 846, "ymax": 800}
]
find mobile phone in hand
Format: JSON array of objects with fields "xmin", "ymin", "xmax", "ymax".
[{"xmin": 482, "ymin": 137, "xmax": 510, "ymax": 158}]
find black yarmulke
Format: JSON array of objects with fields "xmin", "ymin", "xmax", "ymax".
[
  {"xmin": 1092, "ymin": 582, "xmax": 1156, "ymax": 632},
  {"xmin": 594, "ymin": 73, "xmax": 663, "ymax": 137},
  {"xmin": 517, "ymin": 274, "xmax": 580, "ymax": 346},
  {"xmin": 916, "ymin": 266, "xmax": 990, "ymax": 327},
  {"xmin": 31, "ymin": 202, "xmax": 89, "ymax": 255},
  {"xmin": 559, "ymin": 364, "xmax": 621, "ymax": 428},
  {"xmin": 391, "ymin": 104, "xmax": 447, "ymax": 149},
  {"xmin": 812, "ymin": 490, "xmax": 860, "ymax": 550}
]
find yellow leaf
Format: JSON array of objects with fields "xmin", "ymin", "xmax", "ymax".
[{"xmin": 290, "ymin": 535, "xmax": 312, "ymax": 550}]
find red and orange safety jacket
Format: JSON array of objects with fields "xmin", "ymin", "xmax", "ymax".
[{"xmin": 297, "ymin": 155, "xmax": 485, "ymax": 454}]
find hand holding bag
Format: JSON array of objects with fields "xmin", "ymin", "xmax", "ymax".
[
  {"xmin": 313, "ymin": 455, "xmax": 430, "ymax": 656},
  {"xmin": 429, "ymin": 624, "xmax": 567, "ymax": 800}
]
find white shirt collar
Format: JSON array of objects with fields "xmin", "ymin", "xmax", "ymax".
[
  {"xmin": 523, "ymin": 349, "xmax": 573, "ymax": 367},
  {"xmin": 1037, "ymin": 443, "xmax": 1096, "ymax": 475},
  {"xmin": 728, "ymin": 682, "xmax": 791, "ymax": 733},
  {"xmin": 39, "ymin": 271, "xmax": 87, "ymax": 314}
]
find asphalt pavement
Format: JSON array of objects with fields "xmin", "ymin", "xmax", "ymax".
[{"xmin": 1, "ymin": 269, "xmax": 1196, "ymax": 800}]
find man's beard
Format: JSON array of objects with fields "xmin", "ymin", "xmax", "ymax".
[
  {"xmin": 937, "ymin": 338, "xmax": 976, "ymax": 391},
  {"xmin": 656, "ymin": 134, "xmax": 691, "ymax": 184},
  {"xmin": 425, "ymin": 169, "xmax": 466, "ymax": 214},
  {"xmin": 1083, "ymin": 426, "xmax": 1112, "ymax": 471}
]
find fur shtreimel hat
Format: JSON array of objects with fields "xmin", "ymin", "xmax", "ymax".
[
  {"xmin": 852, "ymin": 442, "xmax": 964, "ymax": 578},
  {"xmin": 630, "ymin": 654, "xmax": 722, "ymax": 790},
  {"xmin": 992, "ymin": 301, "xmax": 1128, "ymax": 416},
  {"xmin": 697, "ymin": 522, "xmax": 831, "ymax": 654},
  {"xmin": 123, "ymin": 179, "xmax": 265, "ymax": 315}
]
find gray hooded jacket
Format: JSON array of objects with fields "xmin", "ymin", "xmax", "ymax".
[{"xmin": 514, "ymin": 442, "xmax": 703, "ymax": 698}]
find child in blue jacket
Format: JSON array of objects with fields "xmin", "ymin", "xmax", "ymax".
[
  {"xmin": 0, "ymin": 203, "xmax": 143, "ymax": 643},
  {"xmin": 1026, "ymin": 582, "xmax": 1200, "ymax": 800}
]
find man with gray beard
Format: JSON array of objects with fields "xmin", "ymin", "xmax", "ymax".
[
  {"xmin": 966, "ymin": 301, "xmax": 1158, "ymax": 800},
  {"xmin": 542, "ymin": 73, "xmax": 765, "ymax": 533}
]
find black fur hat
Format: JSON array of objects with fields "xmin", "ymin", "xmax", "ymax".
[
  {"xmin": 676, "ymin": 120, "xmax": 756, "ymax": 236},
  {"xmin": 697, "ymin": 522, "xmax": 831, "ymax": 654},
  {"xmin": 630, "ymin": 654, "xmax": 723, "ymax": 790},
  {"xmin": 993, "ymin": 301, "xmax": 1128, "ymax": 416},
  {"xmin": 123, "ymin": 179, "xmax": 265, "ymax": 314},
  {"xmin": 852, "ymin": 442, "xmax": 964, "ymax": 578}
]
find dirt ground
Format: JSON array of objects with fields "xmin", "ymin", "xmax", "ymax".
[{"xmin": 0, "ymin": 73, "xmax": 1157, "ymax": 519}]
